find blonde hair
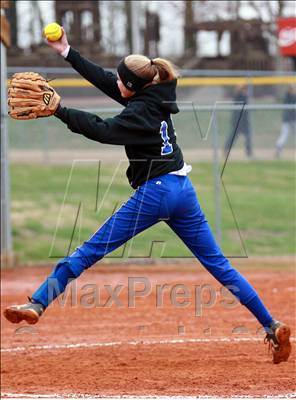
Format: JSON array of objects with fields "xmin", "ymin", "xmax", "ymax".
[{"xmin": 124, "ymin": 54, "xmax": 179, "ymax": 85}]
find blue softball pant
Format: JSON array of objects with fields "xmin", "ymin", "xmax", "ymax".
[{"xmin": 32, "ymin": 174, "xmax": 273, "ymax": 328}]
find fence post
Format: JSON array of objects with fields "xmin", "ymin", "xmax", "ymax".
[
  {"xmin": 247, "ymin": 75, "xmax": 254, "ymax": 158},
  {"xmin": 212, "ymin": 108, "xmax": 222, "ymax": 246},
  {"xmin": 0, "ymin": 42, "xmax": 13, "ymax": 267},
  {"xmin": 43, "ymin": 72, "xmax": 50, "ymax": 164},
  {"xmin": 130, "ymin": 1, "xmax": 141, "ymax": 53}
]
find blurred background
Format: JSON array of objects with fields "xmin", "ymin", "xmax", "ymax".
[{"xmin": 1, "ymin": 0, "xmax": 295, "ymax": 265}]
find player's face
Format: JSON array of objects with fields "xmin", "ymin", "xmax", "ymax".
[{"xmin": 117, "ymin": 75, "xmax": 135, "ymax": 98}]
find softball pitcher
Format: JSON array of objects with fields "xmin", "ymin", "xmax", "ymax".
[{"xmin": 4, "ymin": 28, "xmax": 291, "ymax": 364}]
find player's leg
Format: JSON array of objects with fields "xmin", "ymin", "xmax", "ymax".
[
  {"xmin": 167, "ymin": 178, "xmax": 285, "ymax": 320},
  {"xmin": 169, "ymin": 214, "xmax": 275, "ymax": 327},
  {"xmin": 275, "ymin": 121, "xmax": 290, "ymax": 158},
  {"xmin": 166, "ymin": 177, "xmax": 291, "ymax": 363},
  {"xmin": 4, "ymin": 181, "xmax": 166, "ymax": 323},
  {"xmin": 243, "ymin": 127, "xmax": 253, "ymax": 158},
  {"xmin": 224, "ymin": 127, "xmax": 240, "ymax": 156}
]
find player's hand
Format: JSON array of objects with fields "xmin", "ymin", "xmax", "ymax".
[{"xmin": 46, "ymin": 28, "xmax": 69, "ymax": 55}]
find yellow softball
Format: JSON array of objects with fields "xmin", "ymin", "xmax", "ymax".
[{"xmin": 43, "ymin": 23, "xmax": 62, "ymax": 42}]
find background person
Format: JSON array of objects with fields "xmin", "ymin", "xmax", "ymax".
[
  {"xmin": 225, "ymin": 84, "xmax": 253, "ymax": 159},
  {"xmin": 275, "ymin": 85, "xmax": 296, "ymax": 159}
]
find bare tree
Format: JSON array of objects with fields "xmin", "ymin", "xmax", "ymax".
[
  {"xmin": 5, "ymin": 0, "xmax": 18, "ymax": 48},
  {"xmin": 247, "ymin": 1, "xmax": 290, "ymax": 25},
  {"xmin": 101, "ymin": 1, "xmax": 128, "ymax": 55},
  {"xmin": 277, "ymin": 0, "xmax": 285, "ymax": 17},
  {"xmin": 28, "ymin": 0, "xmax": 45, "ymax": 46},
  {"xmin": 125, "ymin": 1, "xmax": 133, "ymax": 53},
  {"xmin": 184, "ymin": 0, "xmax": 197, "ymax": 56}
]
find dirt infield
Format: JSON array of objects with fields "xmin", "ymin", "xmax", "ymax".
[{"xmin": 1, "ymin": 260, "xmax": 295, "ymax": 398}]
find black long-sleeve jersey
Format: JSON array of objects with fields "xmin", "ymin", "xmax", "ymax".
[{"xmin": 55, "ymin": 47, "xmax": 184, "ymax": 189}]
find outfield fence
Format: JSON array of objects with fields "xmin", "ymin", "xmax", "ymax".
[
  {"xmin": 7, "ymin": 103, "xmax": 296, "ymax": 163},
  {"xmin": 7, "ymin": 66, "xmax": 296, "ymax": 101}
]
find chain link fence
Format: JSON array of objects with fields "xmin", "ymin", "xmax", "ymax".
[
  {"xmin": 7, "ymin": 67, "xmax": 295, "ymax": 164},
  {"xmin": 7, "ymin": 104, "xmax": 295, "ymax": 164}
]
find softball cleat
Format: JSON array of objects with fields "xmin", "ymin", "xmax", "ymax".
[
  {"xmin": 264, "ymin": 320, "xmax": 292, "ymax": 364},
  {"xmin": 3, "ymin": 298, "xmax": 44, "ymax": 325}
]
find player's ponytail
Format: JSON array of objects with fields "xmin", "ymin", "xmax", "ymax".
[
  {"xmin": 124, "ymin": 54, "xmax": 179, "ymax": 87},
  {"xmin": 150, "ymin": 57, "xmax": 179, "ymax": 83}
]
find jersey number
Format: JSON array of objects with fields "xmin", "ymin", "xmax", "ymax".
[{"xmin": 160, "ymin": 121, "xmax": 173, "ymax": 156}]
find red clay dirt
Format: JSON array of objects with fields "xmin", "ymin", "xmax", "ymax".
[{"xmin": 1, "ymin": 261, "xmax": 295, "ymax": 397}]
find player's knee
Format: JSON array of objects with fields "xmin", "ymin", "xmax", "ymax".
[
  {"xmin": 54, "ymin": 256, "xmax": 85, "ymax": 278},
  {"xmin": 54, "ymin": 241, "xmax": 104, "ymax": 279}
]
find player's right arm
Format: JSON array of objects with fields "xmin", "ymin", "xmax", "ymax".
[
  {"xmin": 46, "ymin": 28, "xmax": 127, "ymax": 106},
  {"xmin": 55, "ymin": 101, "xmax": 161, "ymax": 146}
]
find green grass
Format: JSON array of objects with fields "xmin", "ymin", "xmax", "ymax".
[{"xmin": 10, "ymin": 161, "xmax": 295, "ymax": 263}]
